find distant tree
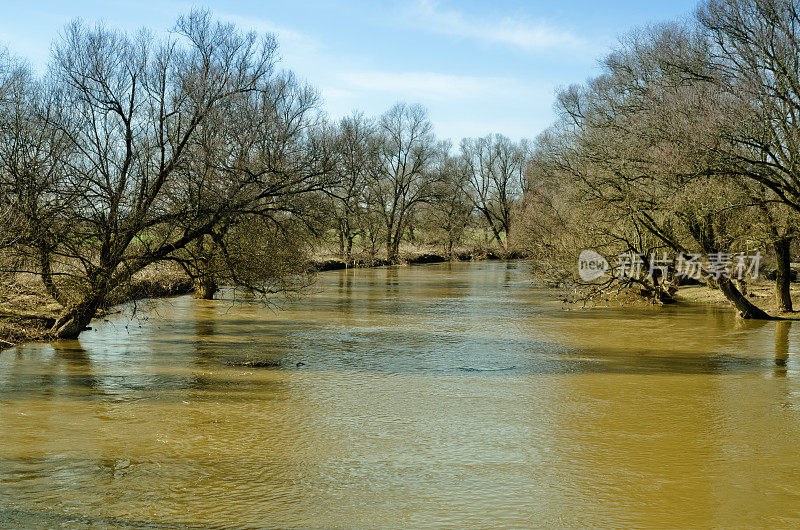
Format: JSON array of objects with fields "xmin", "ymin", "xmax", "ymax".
[
  {"xmin": 460, "ymin": 134, "xmax": 529, "ymax": 251},
  {"xmin": 370, "ymin": 103, "xmax": 439, "ymax": 262},
  {"xmin": 328, "ymin": 112, "xmax": 375, "ymax": 264},
  {"xmin": 421, "ymin": 153, "xmax": 473, "ymax": 259},
  {"xmin": 515, "ymin": 130, "xmax": 583, "ymax": 280},
  {"xmin": 357, "ymin": 186, "xmax": 386, "ymax": 260}
]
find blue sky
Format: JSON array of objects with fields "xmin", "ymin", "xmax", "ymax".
[{"xmin": 0, "ymin": 0, "xmax": 698, "ymax": 142}]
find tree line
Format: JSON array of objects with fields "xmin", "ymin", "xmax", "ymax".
[
  {"xmin": 519, "ymin": 0, "xmax": 800, "ymax": 319},
  {"xmin": 5, "ymin": 0, "xmax": 789, "ymax": 341},
  {"xmin": 325, "ymin": 109, "xmax": 530, "ymax": 263},
  {"xmin": 0, "ymin": 11, "xmax": 531, "ymax": 339}
]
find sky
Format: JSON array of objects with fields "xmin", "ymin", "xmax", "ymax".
[{"xmin": 0, "ymin": 0, "xmax": 699, "ymax": 142}]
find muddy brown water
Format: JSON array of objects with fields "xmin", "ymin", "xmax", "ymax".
[{"xmin": 2, "ymin": 261, "xmax": 800, "ymax": 527}]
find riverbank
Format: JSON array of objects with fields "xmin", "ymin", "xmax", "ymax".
[
  {"xmin": 310, "ymin": 247, "xmax": 519, "ymax": 271},
  {"xmin": 564, "ymin": 277, "xmax": 800, "ymax": 319},
  {"xmin": 0, "ymin": 278, "xmax": 60, "ymax": 349},
  {"xmin": 0, "ymin": 248, "xmax": 516, "ymax": 350},
  {"xmin": 675, "ymin": 280, "xmax": 800, "ymax": 317},
  {"xmin": 7, "ymin": 257, "xmax": 797, "ymax": 351},
  {"xmin": 0, "ymin": 272, "xmax": 194, "ymax": 350}
]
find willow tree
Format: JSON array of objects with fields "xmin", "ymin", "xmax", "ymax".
[
  {"xmin": 541, "ymin": 22, "xmax": 773, "ymax": 317},
  {"xmin": 172, "ymin": 70, "xmax": 333, "ymax": 299},
  {"xmin": 693, "ymin": 0, "xmax": 800, "ymax": 312},
  {"xmin": 1, "ymin": 12, "xmax": 333, "ymax": 338}
]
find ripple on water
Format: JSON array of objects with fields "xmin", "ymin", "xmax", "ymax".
[{"xmin": 3, "ymin": 262, "xmax": 800, "ymax": 527}]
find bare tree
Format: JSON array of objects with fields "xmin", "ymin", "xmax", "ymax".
[
  {"xmin": 697, "ymin": 0, "xmax": 800, "ymax": 208},
  {"xmin": 1, "ymin": 12, "xmax": 332, "ymax": 338},
  {"xmin": 370, "ymin": 103, "xmax": 439, "ymax": 262},
  {"xmin": 420, "ymin": 152, "xmax": 473, "ymax": 259},
  {"xmin": 538, "ymin": 22, "xmax": 774, "ymax": 316},
  {"xmin": 460, "ymin": 134, "xmax": 529, "ymax": 251},
  {"xmin": 692, "ymin": 0, "xmax": 800, "ymax": 311},
  {"xmin": 328, "ymin": 112, "xmax": 375, "ymax": 264},
  {"xmin": 172, "ymin": 70, "xmax": 332, "ymax": 299}
]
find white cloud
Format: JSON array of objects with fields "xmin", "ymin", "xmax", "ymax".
[
  {"xmin": 327, "ymin": 70, "xmax": 557, "ymax": 140},
  {"xmin": 410, "ymin": 0, "xmax": 584, "ymax": 52},
  {"xmin": 216, "ymin": 13, "xmax": 320, "ymax": 59},
  {"xmin": 320, "ymin": 86, "xmax": 359, "ymax": 101},
  {"xmin": 336, "ymin": 71, "xmax": 537, "ymax": 101}
]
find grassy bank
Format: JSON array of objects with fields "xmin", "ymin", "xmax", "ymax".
[
  {"xmin": 674, "ymin": 280, "xmax": 800, "ymax": 317},
  {"xmin": 0, "ymin": 278, "xmax": 61, "ymax": 348},
  {"xmin": 0, "ymin": 246, "xmax": 518, "ymax": 350},
  {"xmin": 309, "ymin": 244, "xmax": 520, "ymax": 271},
  {"xmin": 0, "ymin": 271, "xmax": 194, "ymax": 351}
]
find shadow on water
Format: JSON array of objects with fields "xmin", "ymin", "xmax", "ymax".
[
  {"xmin": 4, "ymin": 262, "xmax": 800, "ymax": 528},
  {"xmin": 336, "ymin": 269, "xmax": 353, "ymax": 314},
  {"xmin": 0, "ymin": 341, "xmax": 104, "ymax": 400},
  {"xmin": 385, "ymin": 265, "xmax": 399, "ymax": 294},
  {"xmin": 775, "ymin": 320, "xmax": 792, "ymax": 377}
]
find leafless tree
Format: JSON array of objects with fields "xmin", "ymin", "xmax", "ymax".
[
  {"xmin": 171, "ymin": 69, "xmax": 332, "ymax": 299},
  {"xmin": 1, "ymin": 12, "xmax": 333, "ymax": 338},
  {"xmin": 420, "ymin": 152, "xmax": 473, "ymax": 259},
  {"xmin": 460, "ymin": 134, "xmax": 529, "ymax": 251},
  {"xmin": 692, "ymin": 0, "xmax": 800, "ymax": 311},
  {"xmin": 327, "ymin": 112, "xmax": 375, "ymax": 264},
  {"xmin": 536, "ymin": 22, "xmax": 774, "ymax": 316},
  {"xmin": 370, "ymin": 103, "xmax": 439, "ymax": 262}
]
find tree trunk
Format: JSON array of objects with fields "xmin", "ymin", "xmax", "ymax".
[
  {"xmin": 345, "ymin": 236, "xmax": 353, "ymax": 264},
  {"xmin": 718, "ymin": 277, "xmax": 772, "ymax": 319},
  {"xmin": 52, "ymin": 299, "xmax": 102, "ymax": 339},
  {"xmin": 386, "ymin": 225, "xmax": 402, "ymax": 263},
  {"xmin": 388, "ymin": 243, "xmax": 400, "ymax": 262},
  {"xmin": 774, "ymin": 238, "xmax": 793, "ymax": 312},
  {"xmin": 385, "ymin": 219, "xmax": 396, "ymax": 262},
  {"xmin": 480, "ymin": 209, "xmax": 506, "ymax": 251},
  {"xmin": 194, "ymin": 276, "xmax": 218, "ymax": 300},
  {"xmin": 386, "ymin": 238, "xmax": 397, "ymax": 262}
]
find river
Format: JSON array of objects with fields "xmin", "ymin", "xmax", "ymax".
[{"xmin": 1, "ymin": 261, "xmax": 800, "ymax": 527}]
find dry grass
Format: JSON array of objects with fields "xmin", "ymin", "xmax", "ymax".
[
  {"xmin": 105, "ymin": 271, "xmax": 194, "ymax": 307},
  {"xmin": 0, "ymin": 267, "xmax": 194, "ymax": 350},
  {"xmin": 675, "ymin": 279, "xmax": 800, "ymax": 317},
  {"xmin": 0, "ymin": 276, "xmax": 60, "ymax": 348}
]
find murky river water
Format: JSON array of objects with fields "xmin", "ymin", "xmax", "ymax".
[{"xmin": 2, "ymin": 261, "xmax": 800, "ymax": 527}]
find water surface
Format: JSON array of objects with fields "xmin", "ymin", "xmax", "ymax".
[{"xmin": 2, "ymin": 261, "xmax": 800, "ymax": 527}]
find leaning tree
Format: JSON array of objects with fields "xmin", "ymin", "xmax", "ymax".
[{"xmin": 0, "ymin": 12, "xmax": 334, "ymax": 338}]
